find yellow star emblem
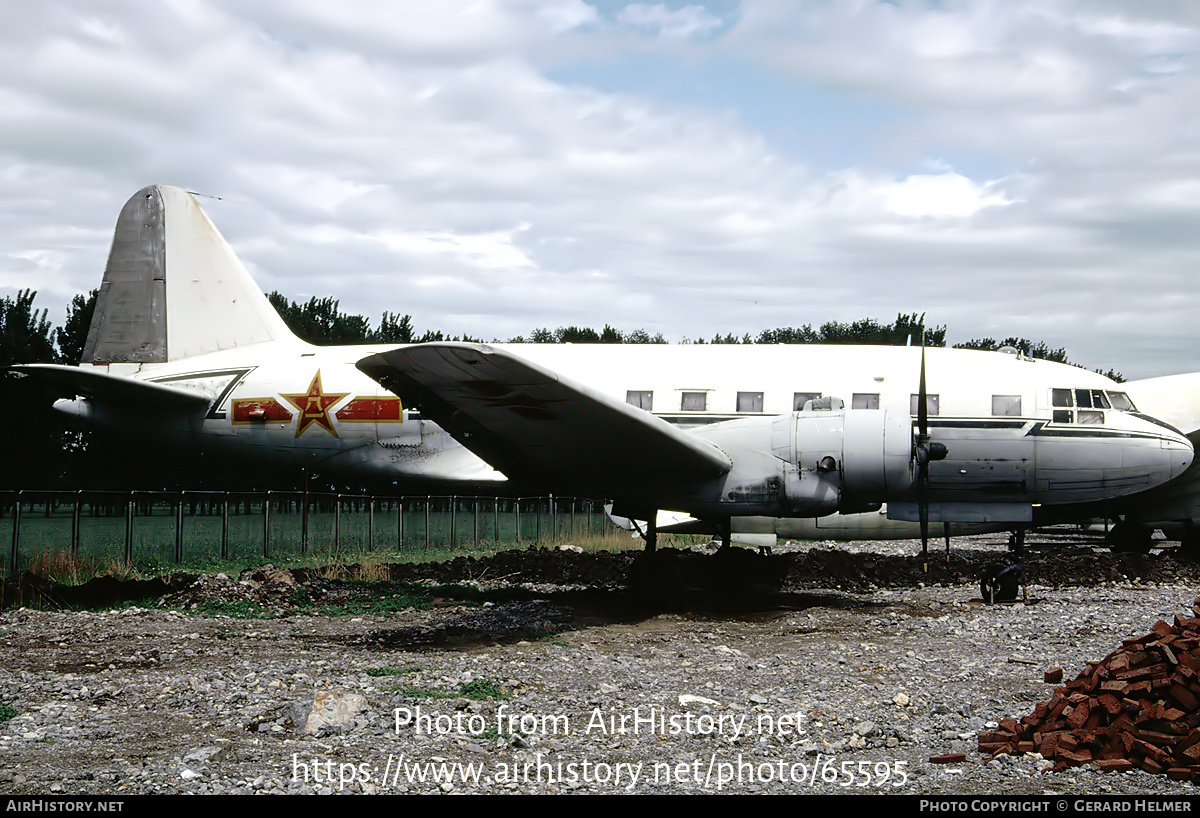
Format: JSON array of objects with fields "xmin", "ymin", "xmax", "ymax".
[{"xmin": 281, "ymin": 371, "xmax": 349, "ymax": 438}]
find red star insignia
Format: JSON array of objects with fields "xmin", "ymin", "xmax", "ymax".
[{"xmin": 281, "ymin": 371, "xmax": 349, "ymax": 438}]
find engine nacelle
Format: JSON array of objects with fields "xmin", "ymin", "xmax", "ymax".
[{"xmin": 772, "ymin": 408, "xmax": 915, "ymax": 515}]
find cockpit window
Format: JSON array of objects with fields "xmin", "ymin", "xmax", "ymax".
[
  {"xmin": 1053, "ymin": 387, "xmax": 1127, "ymax": 422},
  {"xmin": 1075, "ymin": 389, "xmax": 1111, "ymax": 410},
  {"xmin": 1106, "ymin": 391, "xmax": 1136, "ymax": 412}
]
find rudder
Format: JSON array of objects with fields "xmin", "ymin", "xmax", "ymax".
[{"xmin": 82, "ymin": 186, "xmax": 298, "ymax": 363}]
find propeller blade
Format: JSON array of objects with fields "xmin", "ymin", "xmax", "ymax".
[
  {"xmin": 918, "ymin": 342, "xmax": 928, "ymax": 438},
  {"xmin": 917, "ymin": 338, "xmax": 931, "ymax": 570},
  {"xmin": 919, "ymin": 458, "xmax": 930, "ymax": 569}
]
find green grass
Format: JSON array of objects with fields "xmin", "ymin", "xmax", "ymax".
[
  {"xmin": 366, "ymin": 665, "xmax": 421, "ymax": 678},
  {"xmin": 399, "ymin": 678, "xmax": 507, "ymax": 701},
  {"xmin": 459, "ymin": 679, "xmax": 505, "ymax": 700},
  {"xmin": 0, "ymin": 703, "xmax": 18, "ymax": 724}
]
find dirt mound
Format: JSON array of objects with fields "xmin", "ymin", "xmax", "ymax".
[
  {"xmin": 376, "ymin": 547, "xmax": 634, "ymax": 588},
  {"xmin": 6, "ymin": 543, "xmax": 1200, "ymax": 611},
  {"xmin": 160, "ymin": 564, "xmax": 303, "ymax": 613},
  {"xmin": 0, "ymin": 570, "xmax": 187, "ymax": 610}
]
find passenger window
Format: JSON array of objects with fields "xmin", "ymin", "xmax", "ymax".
[
  {"xmin": 681, "ymin": 392, "xmax": 707, "ymax": 411},
  {"xmin": 793, "ymin": 392, "xmax": 821, "ymax": 411},
  {"xmin": 807, "ymin": 396, "xmax": 844, "ymax": 412},
  {"xmin": 1078, "ymin": 410, "xmax": 1104, "ymax": 425},
  {"xmin": 910, "ymin": 394, "xmax": 939, "ymax": 416},
  {"xmin": 852, "ymin": 393, "xmax": 880, "ymax": 410},
  {"xmin": 737, "ymin": 391, "xmax": 764, "ymax": 413},
  {"xmin": 626, "ymin": 391, "xmax": 652, "ymax": 411},
  {"xmin": 992, "ymin": 395, "xmax": 1022, "ymax": 416}
]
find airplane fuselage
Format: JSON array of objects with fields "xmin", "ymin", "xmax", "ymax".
[{"xmin": 49, "ymin": 343, "xmax": 1193, "ymax": 525}]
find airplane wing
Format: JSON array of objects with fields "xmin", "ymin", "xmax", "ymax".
[
  {"xmin": 356, "ymin": 343, "xmax": 732, "ymax": 495},
  {"xmin": 6, "ymin": 364, "xmax": 213, "ymax": 411}
]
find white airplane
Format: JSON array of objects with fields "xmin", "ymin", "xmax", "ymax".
[{"xmin": 7, "ymin": 186, "xmax": 1194, "ymax": 553}]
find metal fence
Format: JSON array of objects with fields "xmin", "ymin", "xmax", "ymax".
[{"xmin": 1, "ymin": 490, "xmax": 616, "ymax": 575}]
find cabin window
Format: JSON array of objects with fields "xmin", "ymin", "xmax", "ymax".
[
  {"xmin": 1106, "ymin": 391, "xmax": 1136, "ymax": 412},
  {"xmin": 852, "ymin": 393, "xmax": 879, "ymax": 410},
  {"xmin": 626, "ymin": 391, "xmax": 652, "ymax": 411},
  {"xmin": 793, "ymin": 392, "xmax": 821, "ymax": 411},
  {"xmin": 681, "ymin": 392, "xmax": 707, "ymax": 411},
  {"xmin": 909, "ymin": 394, "xmax": 940, "ymax": 416},
  {"xmin": 737, "ymin": 391, "xmax": 764, "ymax": 413},
  {"xmin": 992, "ymin": 395, "xmax": 1022, "ymax": 416}
]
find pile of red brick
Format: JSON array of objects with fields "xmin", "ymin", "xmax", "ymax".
[{"xmin": 979, "ymin": 599, "xmax": 1200, "ymax": 778}]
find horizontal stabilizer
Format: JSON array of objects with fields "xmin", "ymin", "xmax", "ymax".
[
  {"xmin": 356, "ymin": 343, "xmax": 731, "ymax": 496},
  {"xmin": 7, "ymin": 364, "xmax": 212, "ymax": 411}
]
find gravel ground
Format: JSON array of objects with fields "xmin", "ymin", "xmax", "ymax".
[{"xmin": 2, "ymin": 535, "xmax": 1200, "ymax": 796}]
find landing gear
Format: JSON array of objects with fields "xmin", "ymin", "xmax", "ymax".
[
  {"xmin": 1179, "ymin": 521, "xmax": 1200, "ymax": 560},
  {"xmin": 630, "ymin": 514, "xmax": 658, "ymax": 552},
  {"xmin": 1107, "ymin": 519, "xmax": 1153, "ymax": 554},
  {"xmin": 1006, "ymin": 528, "xmax": 1026, "ymax": 560}
]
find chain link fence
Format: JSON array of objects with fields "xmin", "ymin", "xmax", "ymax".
[{"xmin": 1, "ymin": 490, "xmax": 617, "ymax": 575}]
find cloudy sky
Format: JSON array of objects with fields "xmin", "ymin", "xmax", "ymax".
[{"xmin": 3, "ymin": 1, "xmax": 1200, "ymax": 378}]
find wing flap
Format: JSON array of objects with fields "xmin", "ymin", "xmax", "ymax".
[{"xmin": 356, "ymin": 343, "xmax": 731, "ymax": 495}]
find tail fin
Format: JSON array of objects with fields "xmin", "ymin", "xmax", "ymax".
[{"xmin": 82, "ymin": 186, "xmax": 298, "ymax": 363}]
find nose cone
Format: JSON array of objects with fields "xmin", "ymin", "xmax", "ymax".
[
  {"xmin": 1161, "ymin": 431, "xmax": 1194, "ymax": 482},
  {"xmin": 1121, "ymin": 414, "xmax": 1193, "ymax": 489},
  {"xmin": 1035, "ymin": 413, "xmax": 1194, "ymax": 506}
]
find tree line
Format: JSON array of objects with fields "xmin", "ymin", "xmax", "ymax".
[{"xmin": 0, "ymin": 287, "xmax": 1113, "ymax": 379}]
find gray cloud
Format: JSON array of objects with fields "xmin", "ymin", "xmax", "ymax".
[{"xmin": 1, "ymin": 1, "xmax": 1199, "ymax": 378}]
